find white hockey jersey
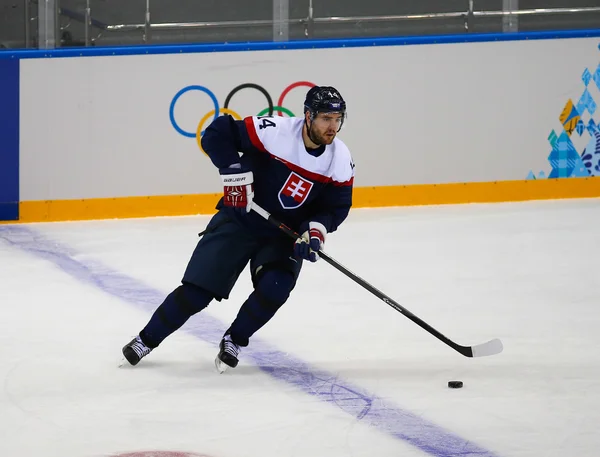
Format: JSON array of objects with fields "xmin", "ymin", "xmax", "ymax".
[{"xmin": 203, "ymin": 114, "xmax": 354, "ymax": 233}]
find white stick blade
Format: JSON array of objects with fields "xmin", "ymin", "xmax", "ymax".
[{"xmin": 471, "ymin": 338, "xmax": 503, "ymax": 357}]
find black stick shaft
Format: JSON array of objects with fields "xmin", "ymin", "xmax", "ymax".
[{"xmin": 251, "ymin": 204, "xmax": 474, "ymax": 357}]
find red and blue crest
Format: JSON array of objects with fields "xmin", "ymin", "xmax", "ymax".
[{"xmin": 278, "ymin": 172, "xmax": 314, "ymax": 209}]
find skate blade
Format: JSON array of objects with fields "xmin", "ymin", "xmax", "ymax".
[
  {"xmin": 214, "ymin": 356, "xmax": 229, "ymax": 374},
  {"xmin": 118, "ymin": 355, "xmax": 135, "ymax": 368}
]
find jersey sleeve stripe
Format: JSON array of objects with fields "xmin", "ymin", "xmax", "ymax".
[
  {"xmin": 244, "ymin": 117, "xmax": 267, "ymax": 152},
  {"xmin": 332, "ymin": 177, "xmax": 354, "ymax": 187}
]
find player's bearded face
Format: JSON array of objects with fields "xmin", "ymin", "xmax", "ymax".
[{"xmin": 310, "ymin": 113, "xmax": 344, "ymax": 145}]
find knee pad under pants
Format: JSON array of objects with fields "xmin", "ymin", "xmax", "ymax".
[
  {"xmin": 141, "ymin": 282, "xmax": 213, "ymax": 347},
  {"xmin": 228, "ymin": 268, "xmax": 296, "ymax": 347},
  {"xmin": 253, "ymin": 268, "xmax": 296, "ymax": 311}
]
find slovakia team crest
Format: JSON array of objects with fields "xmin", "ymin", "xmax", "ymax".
[{"xmin": 278, "ymin": 172, "xmax": 314, "ymax": 209}]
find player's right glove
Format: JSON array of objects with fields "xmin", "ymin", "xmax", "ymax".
[
  {"xmin": 294, "ymin": 221, "xmax": 327, "ymax": 262},
  {"xmin": 220, "ymin": 164, "xmax": 254, "ymax": 214}
]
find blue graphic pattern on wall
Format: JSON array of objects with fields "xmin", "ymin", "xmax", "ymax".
[
  {"xmin": 582, "ymin": 131, "xmax": 600, "ymax": 174},
  {"xmin": 528, "ymin": 43, "xmax": 600, "ymax": 179}
]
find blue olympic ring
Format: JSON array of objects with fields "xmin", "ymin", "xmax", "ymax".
[{"xmin": 169, "ymin": 85, "xmax": 219, "ymax": 138}]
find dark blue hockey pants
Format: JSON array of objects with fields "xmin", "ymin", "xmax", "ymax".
[{"xmin": 140, "ymin": 210, "xmax": 302, "ymax": 348}]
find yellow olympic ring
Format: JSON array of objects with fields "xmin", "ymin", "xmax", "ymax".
[{"xmin": 196, "ymin": 108, "xmax": 243, "ymax": 155}]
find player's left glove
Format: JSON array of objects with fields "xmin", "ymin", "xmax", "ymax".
[
  {"xmin": 294, "ymin": 221, "xmax": 327, "ymax": 262},
  {"xmin": 220, "ymin": 164, "xmax": 254, "ymax": 214}
]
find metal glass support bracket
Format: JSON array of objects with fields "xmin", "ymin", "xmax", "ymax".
[
  {"xmin": 38, "ymin": 0, "xmax": 57, "ymax": 48},
  {"xmin": 273, "ymin": 0, "xmax": 289, "ymax": 42},
  {"xmin": 503, "ymin": 0, "xmax": 519, "ymax": 32}
]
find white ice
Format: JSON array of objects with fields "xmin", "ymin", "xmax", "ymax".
[{"xmin": 1, "ymin": 198, "xmax": 600, "ymax": 457}]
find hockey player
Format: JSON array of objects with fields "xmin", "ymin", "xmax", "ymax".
[{"xmin": 122, "ymin": 86, "xmax": 354, "ymax": 373}]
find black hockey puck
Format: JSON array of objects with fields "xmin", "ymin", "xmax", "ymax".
[{"xmin": 448, "ymin": 380, "xmax": 463, "ymax": 389}]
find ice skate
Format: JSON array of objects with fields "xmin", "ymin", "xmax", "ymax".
[
  {"xmin": 121, "ymin": 335, "xmax": 152, "ymax": 366},
  {"xmin": 215, "ymin": 334, "xmax": 241, "ymax": 374}
]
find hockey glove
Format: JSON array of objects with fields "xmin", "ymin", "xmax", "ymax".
[
  {"xmin": 220, "ymin": 164, "xmax": 254, "ymax": 214},
  {"xmin": 294, "ymin": 221, "xmax": 327, "ymax": 262}
]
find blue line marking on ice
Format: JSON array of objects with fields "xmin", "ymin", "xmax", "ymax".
[{"xmin": 0, "ymin": 224, "xmax": 499, "ymax": 457}]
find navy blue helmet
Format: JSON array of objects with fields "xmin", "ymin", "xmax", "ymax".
[{"xmin": 304, "ymin": 86, "xmax": 347, "ymax": 118}]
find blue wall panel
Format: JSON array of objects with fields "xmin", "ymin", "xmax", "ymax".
[{"xmin": 0, "ymin": 60, "xmax": 19, "ymax": 221}]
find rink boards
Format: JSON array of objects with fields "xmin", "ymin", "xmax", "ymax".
[{"xmin": 1, "ymin": 30, "xmax": 600, "ymax": 222}]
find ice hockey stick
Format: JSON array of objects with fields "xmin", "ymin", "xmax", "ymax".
[{"xmin": 251, "ymin": 203, "xmax": 503, "ymax": 358}]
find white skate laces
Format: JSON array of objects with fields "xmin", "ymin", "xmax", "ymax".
[
  {"xmin": 215, "ymin": 334, "xmax": 242, "ymax": 374},
  {"xmin": 222, "ymin": 334, "xmax": 240, "ymax": 359},
  {"xmin": 130, "ymin": 335, "xmax": 152, "ymax": 359}
]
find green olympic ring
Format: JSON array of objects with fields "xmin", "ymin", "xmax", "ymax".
[{"xmin": 257, "ymin": 106, "xmax": 295, "ymax": 117}]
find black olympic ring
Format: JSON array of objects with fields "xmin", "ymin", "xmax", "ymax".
[{"xmin": 224, "ymin": 83, "xmax": 274, "ymax": 117}]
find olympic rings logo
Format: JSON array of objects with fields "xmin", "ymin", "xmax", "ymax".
[{"xmin": 169, "ymin": 81, "xmax": 316, "ymax": 154}]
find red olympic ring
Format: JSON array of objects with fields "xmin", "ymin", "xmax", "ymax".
[{"xmin": 276, "ymin": 81, "xmax": 316, "ymax": 116}]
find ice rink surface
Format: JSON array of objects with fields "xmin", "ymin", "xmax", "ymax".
[{"xmin": 1, "ymin": 199, "xmax": 599, "ymax": 457}]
